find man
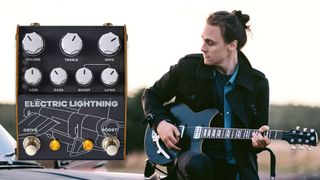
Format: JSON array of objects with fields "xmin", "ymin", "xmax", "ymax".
[{"xmin": 142, "ymin": 10, "xmax": 270, "ymax": 180}]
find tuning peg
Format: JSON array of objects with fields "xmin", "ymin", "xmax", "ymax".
[
  {"xmin": 299, "ymin": 145, "xmax": 304, "ymax": 150},
  {"xmin": 303, "ymin": 128, "xmax": 307, "ymax": 132},
  {"xmin": 307, "ymin": 146, "xmax": 311, "ymax": 151},
  {"xmin": 291, "ymin": 145, "xmax": 297, "ymax": 150},
  {"xmin": 296, "ymin": 126, "xmax": 300, "ymax": 130}
]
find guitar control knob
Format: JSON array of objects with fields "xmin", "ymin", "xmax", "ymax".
[
  {"xmin": 22, "ymin": 32, "xmax": 45, "ymax": 55},
  {"xmin": 23, "ymin": 136, "xmax": 41, "ymax": 156},
  {"xmin": 60, "ymin": 33, "xmax": 83, "ymax": 56},
  {"xmin": 101, "ymin": 67, "xmax": 119, "ymax": 86},
  {"xmin": 102, "ymin": 136, "xmax": 120, "ymax": 156},
  {"xmin": 24, "ymin": 67, "xmax": 42, "ymax": 86},
  {"xmin": 75, "ymin": 67, "xmax": 93, "ymax": 86},
  {"xmin": 50, "ymin": 67, "xmax": 68, "ymax": 86},
  {"xmin": 98, "ymin": 32, "xmax": 120, "ymax": 56}
]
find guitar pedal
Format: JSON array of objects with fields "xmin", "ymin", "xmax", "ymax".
[{"xmin": 16, "ymin": 23, "xmax": 127, "ymax": 160}]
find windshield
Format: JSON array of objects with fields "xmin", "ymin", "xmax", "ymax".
[
  {"xmin": 0, "ymin": 124, "xmax": 15, "ymax": 156},
  {"xmin": 0, "ymin": 124, "xmax": 42, "ymax": 169}
]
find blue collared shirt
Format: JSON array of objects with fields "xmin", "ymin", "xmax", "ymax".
[
  {"xmin": 223, "ymin": 64, "xmax": 239, "ymax": 164},
  {"xmin": 214, "ymin": 64, "xmax": 239, "ymax": 164}
]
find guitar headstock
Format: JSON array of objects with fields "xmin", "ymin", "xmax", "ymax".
[{"xmin": 282, "ymin": 127, "xmax": 318, "ymax": 150}]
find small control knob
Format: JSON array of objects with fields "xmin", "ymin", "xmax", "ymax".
[
  {"xmin": 101, "ymin": 67, "xmax": 119, "ymax": 86},
  {"xmin": 98, "ymin": 32, "xmax": 120, "ymax": 56},
  {"xmin": 23, "ymin": 136, "xmax": 41, "ymax": 156},
  {"xmin": 102, "ymin": 136, "xmax": 120, "ymax": 156},
  {"xmin": 24, "ymin": 67, "xmax": 42, "ymax": 86},
  {"xmin": 60, "ymin": 33, "xmax": 83, "ymax": 56},
  {"xmin": 75, "ymin": 67, "xmax": 93, "ymax": 86},
  {"xmin": 50, "ymin": 67, "xmax": 68, "ymax": 86},
  {"xmin": 22, "ymin": 32, "xmax": 45, "ymax": 55}
]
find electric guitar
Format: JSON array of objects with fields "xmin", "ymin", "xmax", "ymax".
[{"xmin": 144, "ymin": 103, "xmax": 318, "ymax": 165}]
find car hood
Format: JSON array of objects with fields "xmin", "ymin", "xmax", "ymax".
[{"xmin": 0, "ymin": 168, "xmax": 144, "ymax": 180}]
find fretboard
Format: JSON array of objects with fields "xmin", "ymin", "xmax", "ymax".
[{"xmin": 194, "ymin": 127, "xmax": 284, "ymax": 140}]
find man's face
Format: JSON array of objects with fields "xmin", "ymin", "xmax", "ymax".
[{"xmin": 201, "ymin": 24, "xmax": 232, "ymax": 66}]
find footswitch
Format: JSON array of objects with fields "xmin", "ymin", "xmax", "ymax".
[
  {"xmin": 102, "ymin": 136, "xmax": 120, "ymax": 156},
  {"xmin": 23, "ymin": 136, "xmax": 41, "ymax": 156}
]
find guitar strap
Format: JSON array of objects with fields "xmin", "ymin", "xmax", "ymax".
[
  {"xmin": 261, "ymin": 147, "xmax": 276, "ymax": 180},
  {"xmin": 143, "ymin": 148, "xmax": 276, "ymax": 180},
  {"xmin": 144, "ymin": 158, "xmax": 167, "ymax": 180}
]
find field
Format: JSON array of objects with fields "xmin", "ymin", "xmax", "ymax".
[{"xmin": 104, "ymin": 141, "xmax": 320, "ymax": 179}]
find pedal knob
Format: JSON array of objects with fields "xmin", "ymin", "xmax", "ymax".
[
  {"xmin": 75, "ymin": 67, "xmax": 93, "ymax": 86},
  {"xmin": 23, "ymin": 136, "xmax": 41, "ymax": 156},
  {"xmin": 24, "ymin": 67, "xmax": 42, "ymax": 86},
  {"xmin": 60, "ymin": 33, "xmax": 83, "ymax": 56},
  {"xmin": 50, "ymin": 67, "xmax": 68, "ymax": 86},
  {"xmin": 98, "ymin": 32, "xmax": 120, "ymax": 56},
  {"xmin": 22, "ymin": 32, "xmax": 45, "ymax": 55},
  {"xmin": 101, "ymin": 67, "xmax": 119, "ymax": 86},
  {"xmin": 102, "ymin": 137, "xmax": 120, "ymax": 156}
]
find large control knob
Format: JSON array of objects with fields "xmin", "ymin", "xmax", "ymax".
[
  {"xmin": 75, "ymin": 67, "xmax": 93, "ymax": 86},
  {"xmin": 60, "ymin": 33, "xmax": 83, "ymax": 56},
  {"xmin": 50, "ymin": 67, "xmax": 68, "ymax": 86},
  {"xmin": 23, "ymin": 136, "xmax": 41, "ymax": 156},
  {"xmin": 24, "ymin": 67, "xmax": 42, "ymax": 86},
  {"xmin": 22, "ymin": 32, "xmax": 45, "ymax": 55},
  {"xmin": 102, "ymin": 136, "xmax": 120, "ymax": 156},
  {"xmin": 101, "ymin": 67, "xmax": 119, "ymax": 86},
  {"xmin": 98, "ymin": 32, "xmax": 120, "ymax": 56}
]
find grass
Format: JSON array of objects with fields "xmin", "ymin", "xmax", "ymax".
[{"xmin": 104, "ymin": 141, "xmax": 320, "ymax": 177}]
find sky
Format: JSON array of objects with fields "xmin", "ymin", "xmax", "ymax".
[{"xmin": 1, "ymin": 0, "xmax": 320, "ymax": 106}]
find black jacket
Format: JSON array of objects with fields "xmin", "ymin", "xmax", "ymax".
[{"xmin": 141, "ymin": 51, "xmax": 269, "ymax": 180}]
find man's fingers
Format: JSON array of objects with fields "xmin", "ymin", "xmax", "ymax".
[
  {"xmin": 252, "ymin": 131, "xmax": 269, "ymax": 148},
  {"xmin": 259, "ymin": 125, "xmax": 269, "ymax": 132},
  {"xmin": 168, "ymin": 134, "xmax": 179, "ymax": 145},
  {"xmin": 264, "ymin": 136, "xmax": 271, "ymax": 144},
  {"xmin": 173, "ymin": 127, "xmax": 181, "ymax": 140},
  {"xmin": 165, "ymin": 139, "xmax": 181, "ymax": 151},
  {"xmin": 257, "ymin": 134, "xmax": 267, "ymax": 147}
]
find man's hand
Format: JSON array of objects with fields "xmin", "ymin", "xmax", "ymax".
[
  {"xmin": 156, "ymin": 120, "xmax": 181, "ymax": 151},
  {"xmin": 251, "ymin": 125, "xmax": 271, "ymax": 149}
]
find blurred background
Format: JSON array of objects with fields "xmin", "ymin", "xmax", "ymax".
[{"xmin": 1, "ymin": 0, "xmax": 320, "ymax": 179}]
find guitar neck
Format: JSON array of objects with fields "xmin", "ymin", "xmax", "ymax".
[{"xmin": 195, "ymin": 127, "xmax": 284, "ymax": 140}]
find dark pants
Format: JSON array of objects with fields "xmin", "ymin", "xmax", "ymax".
[{"xmin": 167, "ymin": 151, "xmax": 238, "ymax": 180}]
